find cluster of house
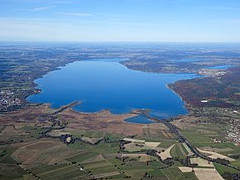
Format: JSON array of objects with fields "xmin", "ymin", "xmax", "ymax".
[
  {"xmin": 0, "ymin": 90, "xmax": 22, "ymax": 110},
  {"xmin": 198, "ymin": 69, "xmax": 226, "ymax": 77},
  {"xmin": 228, "ymin": 119, "xmax": 240, "ymax": 146}
]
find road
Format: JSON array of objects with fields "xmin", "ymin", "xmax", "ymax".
[{"xmin": 141, "ymin": 113, "xmax": 240, "ymax": 171}]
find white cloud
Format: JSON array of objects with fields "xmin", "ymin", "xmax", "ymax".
[
  {"xmin": 15, "ymin": 5, "xmax": 56, "ymax": 12},
  {"xmin": 32, "ymin": 6, "xmax": 56, "ymax": 11},
  {"xmin": 1, "ymin": 16, "xmax": 240, "ymax": 42},
  {"xmin": 57, "ymin": 12, "xmax": 93, "ymax": 17}
]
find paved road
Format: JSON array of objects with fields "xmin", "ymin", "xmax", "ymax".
[{"xmin": 142, "ymin": 113, "xmax": 240, "ymax": 171}]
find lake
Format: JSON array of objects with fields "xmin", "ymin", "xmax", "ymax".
[
  {"xmin": 206, "ymin": 65, "xmax": 232, "ymax": 70},
  {"xmin": 27, "ymin": 59, "xmax": 198, "ymax": 119},
  {"xmin": 125, "ymin": 115, "xmax": 155, "ymax": 124}
]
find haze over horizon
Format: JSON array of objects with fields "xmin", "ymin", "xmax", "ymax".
[{"xmin": 1, "ymin": 0, "xmax": 240, "ymax": 42}]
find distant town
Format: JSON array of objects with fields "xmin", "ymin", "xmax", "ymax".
[{"xmin": 0, "ymin": 43, "xmax": 240, "ymax": 179}]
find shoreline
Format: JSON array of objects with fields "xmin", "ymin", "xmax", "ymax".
[{"xmin": 25, "ymin": 60, "xmax": 200, "ymax": 121}]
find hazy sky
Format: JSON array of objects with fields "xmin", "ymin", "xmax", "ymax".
[{"xmin": 0, "ymin": 0, "xmax": 240, "ymax": 42}]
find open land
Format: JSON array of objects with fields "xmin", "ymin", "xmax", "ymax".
[{"xmin": 0, "ymin": 43, "xmax": 240, "ymax": 179}]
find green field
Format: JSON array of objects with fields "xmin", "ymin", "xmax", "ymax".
[
  {"xmin": 214, "ymin": 163, "xmax": 240, "ymax": 175},
  {"xmin": 162, "ymin": 167, "xmax": 198, "ymax": 180},
  {"xmin": 170, "ymin": 143, "xmax": 188, "ymax": 159}
]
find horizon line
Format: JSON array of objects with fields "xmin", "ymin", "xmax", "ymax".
[{"xmin": 1, "ymin": 41, "xmax": 240, "ymax": 44}]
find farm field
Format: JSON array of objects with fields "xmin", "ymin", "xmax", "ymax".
[
  {"xmin": 0, "ymin": 103, "xmax": 240, "ymax": 179},
  {"xmin": 0, "ymin": 44, "xmax": 240, "ymax": 179}
]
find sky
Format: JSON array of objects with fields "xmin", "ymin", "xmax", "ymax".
[{"xmin": 0, "ymin": 0, "xmax": 240, "ymax": 42}]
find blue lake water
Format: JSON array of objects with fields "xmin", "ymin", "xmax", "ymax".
[
  {"xmin": 27, "ymin": 59, "xmax": 198, "ymax": 119},
  {"xmin": 206, "ymin": 65, "xmax": 232, "ymax": 70},
  {"xmin": 125, "ymin": 116, "xmax": 155, "ymax": 124},
  {"xmin": 176, "ymin": 59, "xmax": 203, "ymax": 62}
]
